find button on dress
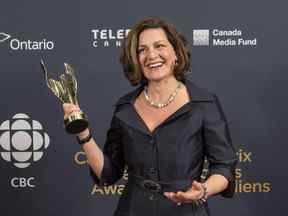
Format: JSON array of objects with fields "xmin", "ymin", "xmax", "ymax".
[{"xmin": 90, "ymin": 78, "xmax": 237, "ymax": 216}]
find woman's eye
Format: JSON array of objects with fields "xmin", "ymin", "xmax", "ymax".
[
  {"xmin": 137, "ymin": 48, "xmax": 145, "ymax": 54},
  {"xmin": 156, "ymin": 44, "xmax": 165, "ymax": 48}
]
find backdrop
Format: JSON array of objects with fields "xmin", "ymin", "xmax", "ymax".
[{"xmin": 1, "ymin": 0, "xmax": 287, "ymax": 215}]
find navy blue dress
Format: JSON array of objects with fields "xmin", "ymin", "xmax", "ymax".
[{"xmin": 90, "ymin": 78, "xmax": 237, "ymax": 216}]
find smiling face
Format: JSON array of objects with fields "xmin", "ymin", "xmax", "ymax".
[{"xmin": 137, "ymin": 28, "xmax": 178, "ymax": 82}]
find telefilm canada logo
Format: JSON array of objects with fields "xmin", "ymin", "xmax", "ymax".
[
  {"xmin": 0, "ymin": 113, "xmax": 50, "ymax": 169},
  {"xmin": 0, "ymin": 32, "xmax": 55, "ymax": 50},
  {"xmin": 91, "ymin": 28, "xmax": 130, "ymax": 48},
  {"xmin": 193, "ymin": 29, "xmax": 257, "ymax": 47}
]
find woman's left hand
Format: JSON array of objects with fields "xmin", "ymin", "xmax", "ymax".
[{"xmin": 163, "ymin": 180, "xmax": 204, "ymax": 204}]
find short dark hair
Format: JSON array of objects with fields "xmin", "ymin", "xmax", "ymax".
[{"xmin": 120, "ymin": 17, "xmax": 191, "ymax": 86}]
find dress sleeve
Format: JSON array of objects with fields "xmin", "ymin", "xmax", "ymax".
[
  {"xmin": 203, "ymin": 94, "xmax": 238, "ymax": 198},
  {"xmin": 89, "ymin": 115, "xmax": 125, "ymax": 186}
]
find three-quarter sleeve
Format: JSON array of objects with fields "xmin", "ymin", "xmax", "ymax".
[
  {"xmin": 89, "ymin": 115, "xmax": 125, "ymax": 186},
  {"xmin": 203, "ymin": 94, "xmax": 237, "ymax": 197}
]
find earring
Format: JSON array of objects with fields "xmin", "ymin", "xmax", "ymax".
[{"xmin": 175, "ymin": 59, "xmax": 178, "ymax": 65}]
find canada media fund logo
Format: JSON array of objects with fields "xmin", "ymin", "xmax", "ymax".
[
  {"xmin": 0, "ymin": 32, "xmax": 55, "ymax": 50},
  {"xmin": 193, "ymin": 29, "xmax": 257, "ymax": 47},
  {"xmin": 0, "ymin": 113, "xmax": 50, "ymax": 188}
]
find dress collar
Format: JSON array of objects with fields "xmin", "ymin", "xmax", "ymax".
[{"xmin": 114, "ymin": 78, "xmax": 213, "ymax": 107}]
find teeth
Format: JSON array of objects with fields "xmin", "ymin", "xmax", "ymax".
[{"xmin": 148, "ymin": 62, "xmax": 163, "ymax": 68}]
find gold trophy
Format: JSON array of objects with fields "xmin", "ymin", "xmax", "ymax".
[{"xmin": 40, "ymin": 60, "xmax": 89, "ymax": 134}]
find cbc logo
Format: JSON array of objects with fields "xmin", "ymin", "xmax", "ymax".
[
  {"xmin": 0, "ymin": 113, "xmax": 50, "ymax": 168},
  {"xmin": 11, "ymin": 177, "xmax": 35, "ymax": 188}
]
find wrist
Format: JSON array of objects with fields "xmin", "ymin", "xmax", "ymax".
[
  {"xmin": 77, "ymin": 128, "xmax": 90, "ymax": 139},
  {"xmin": 194, "ymin": 182, "xmax": 208, "ymax": 206},
  {"xmin": 76, "ymin": 128, "xmax": 92, "ymax": 145},
  {"xmin": 200, "ymin": 182, "xmax": 208, "ymax": 200}
]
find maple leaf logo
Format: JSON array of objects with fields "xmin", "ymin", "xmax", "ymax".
[{"xmin": 0, "ymin": 32, "xmax": 11, "ymax": 42}]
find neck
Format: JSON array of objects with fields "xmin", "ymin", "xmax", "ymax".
[{"xmin": 146, "ymin": 76, "xmax": 180, "ymax": 102}]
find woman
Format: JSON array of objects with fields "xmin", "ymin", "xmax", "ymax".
[{"xmin": 63, "ymin": 18, "xmax": 237, "ymax": 216}]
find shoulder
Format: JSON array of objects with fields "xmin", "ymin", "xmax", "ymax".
[
  {"xmin": 113, "ymin": 85, "xmax": 143, "ymax": 109},
  {"xmin": 184, "ymin": 78, "xmax": 227, "ymax": 118},
  {"xmin": 184, "ymin": 78, "xmax": 215, "ymax": 102}
]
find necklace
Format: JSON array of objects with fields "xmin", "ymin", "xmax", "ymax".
[{"xmin": 143, "ymin": 81, "xmax": 182, "ymax": 108}]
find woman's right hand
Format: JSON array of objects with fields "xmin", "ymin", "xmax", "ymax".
[
  {"xmin": 62, "ymin": 103, "xmax": 81, "ymax": 120},
  {"xmin": 62, "ymin": 103, "xmax": 90, "ymax": 137}
]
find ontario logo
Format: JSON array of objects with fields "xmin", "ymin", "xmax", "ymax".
[
  {"xmin": 0, "ymin": 113, "xmax": 50, "ymax": 168},
  {"xmin": 0, "ymin": 32, "xmax": 55, "ymax": 50}
]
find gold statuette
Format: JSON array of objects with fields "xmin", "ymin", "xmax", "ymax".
[{"xmin": 40, "ymin": 60, "xmax": 89, "ymax": 134}]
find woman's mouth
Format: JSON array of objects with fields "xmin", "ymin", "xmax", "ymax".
[{"xmin": 147, "ymin": 62, "xmax": 164, "ymax": 69}]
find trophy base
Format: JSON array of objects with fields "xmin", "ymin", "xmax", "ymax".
[{"xmin": 64, "ymin": 112, "xmax": 89, "ymax": 134}]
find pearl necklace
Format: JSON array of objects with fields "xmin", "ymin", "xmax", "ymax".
[{"xmin": 143, "ymin": 82, "xmax": 182, "ymax": 108}]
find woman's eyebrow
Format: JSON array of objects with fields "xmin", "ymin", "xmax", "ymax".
[{"xmin": 138, "ymin": 40, "xmax": 167, "ymax": 47}]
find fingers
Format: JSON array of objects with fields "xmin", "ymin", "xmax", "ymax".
[
  {"xmin": 164, "ymin": 192, "xmax": 184, "ymax": 203},
  {"xmin": 63, "ymin": 103, "xmax": 81, "ymax": 119},
  {"xmin": 164, "ymin": 191, "xmax": 188, "ymax": 204},
  {"xmin": 164, "ymin": 191, "xmax": 201, "ymax": 204},
  {"xmin": 163, "ymin": 181, "xmax": 204, "ymax": 204}
]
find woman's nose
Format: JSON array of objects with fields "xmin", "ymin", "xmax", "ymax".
[{"xmin": 147, "ymin": 48, "xmax": 158, "ymax": 60}]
